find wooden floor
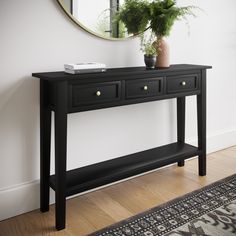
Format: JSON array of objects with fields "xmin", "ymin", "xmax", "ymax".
[{"xmin": 0, "ymin": 146, "xmax": 235, "ymax": 236}]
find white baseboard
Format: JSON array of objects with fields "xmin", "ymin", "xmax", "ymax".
[
  {"xmin": 1, "ymin": 129, "xmax": 236, "ymax": 221},
  {"xmin": 188, "ymin": 128, "xmax": 236, "ymax": 154},
  {"xmin": 0, "ymin": 180, "xmax": 39, "ymax": 221},
  {"xmin": 207, "ymin": 129, "xmax": 236, "ymax": 153},
  {"xmin": 0, "ymin": 181, "xmax": 55, "ymax": 221}
]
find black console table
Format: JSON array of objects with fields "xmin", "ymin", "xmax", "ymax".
[{"xmin": 33, "ymin": 64, "xmax": 211, "ymax": 230}]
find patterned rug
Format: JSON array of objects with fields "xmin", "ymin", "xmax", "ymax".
[{"xmin": 89, "ymin": 174, "xmax": 236, "ymax": 236}]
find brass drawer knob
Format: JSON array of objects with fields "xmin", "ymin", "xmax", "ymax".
[
  {"xmin": 96, "ymin": 91, "xmax": 101, "ymax": 96},
  {"xmin": 181, "ymin": 81, "xmax": 186, "ymax": 86},
  {"xmin": 143, "ymin": 85, "xmax": 148, "ymax": 91}
]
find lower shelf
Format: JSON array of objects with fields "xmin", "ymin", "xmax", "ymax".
[{"xmin": 49, "ymin": 142, "xmax": 201, "ymax": 197}]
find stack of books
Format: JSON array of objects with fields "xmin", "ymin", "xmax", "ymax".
[{"xmin": 64, "ymin": 63, "xmax": 106, "ymax": 74}]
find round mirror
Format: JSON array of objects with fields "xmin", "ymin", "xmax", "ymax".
[{"xmin": 57, "ymin": 0, "xmax": 133, "ymax": 40}]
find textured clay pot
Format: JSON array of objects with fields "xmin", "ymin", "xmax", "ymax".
[
  {"xmin": 156, "ymin": 37, "xmax": 170, "ymax": 68},
  {"xmin": 144, "ymin": 55, "xmax": 156, "ymax": 69}
]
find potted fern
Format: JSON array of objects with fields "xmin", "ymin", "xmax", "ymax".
[
  {"xmin": 117, "ymin": 0, "xmax": 195, "ymax": 68},
  {"xmin": 149, "ymin": 0, "xmax": 195, "ymax": 67},
  {"xmin": 140, "ymin": 32, "xmax": 157, "ymax": 69}
]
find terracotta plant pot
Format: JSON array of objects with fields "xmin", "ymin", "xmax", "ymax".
[{"xmin": 156, "ymin": 37, "xmax": 170, "ymax": 68}]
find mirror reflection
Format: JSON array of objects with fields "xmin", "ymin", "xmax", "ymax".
[{"xmin": 59, "ymin": 0, "xmax": 132, "ymax": 39}]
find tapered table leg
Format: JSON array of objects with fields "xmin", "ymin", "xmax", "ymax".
[
  {"xmin": 198, "ymin": 70, "xmax": 207, "ymax": 176},
  {"xmin": 54, "ymin": 81, "xmax": 68, "ymax": 230},
  {"xmin": 40, "ymin": 80, "xmax": 51, "ymax": 212},
  {"xmin": 177, "ymin": 97, "xmax": 186, "ymax": 167}
]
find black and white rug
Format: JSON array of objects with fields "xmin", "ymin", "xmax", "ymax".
[{"xmin": 89, "ymin": 174, "xmax": 236, "ymax": 236}]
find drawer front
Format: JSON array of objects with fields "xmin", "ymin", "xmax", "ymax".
[
  {"xmin": 167, "ymin": 74, "xmax": 199, "ymax": 94},
  {"xmin": 71, "ymin": 81, "xmax": 121, "ymax": 107},
  {"xmin": 126, "ymin": 78, "xmax": 163, "ymax": 99}
]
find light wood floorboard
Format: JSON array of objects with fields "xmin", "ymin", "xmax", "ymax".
[{"xmin": 0, "ymin": 146, "xmax": 235, "ymax": 236}]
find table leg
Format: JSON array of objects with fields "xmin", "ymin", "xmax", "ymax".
[
  {"xmin": 177, "ymin": 96, "xmax": 186, "ymax": 167},
  {"xmin": 54, "ymin": 81, "xmax": 68, "ymax": 230},
  {"xmin": 40, "ymin": 81, "xmax": 51, "ymax": 212},
  {"xmin": 197, "ymin": 70, "xmax": 207, "ymax": 176}
]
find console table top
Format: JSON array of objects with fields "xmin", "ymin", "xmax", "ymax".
[{"xmin": 32, "ymin": 64, "xmax": 212, "ymax": 82}]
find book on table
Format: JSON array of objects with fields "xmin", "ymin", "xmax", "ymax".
[{"xmin": 64, "ymin": 63, "xmax": 106, "ymax": 74}]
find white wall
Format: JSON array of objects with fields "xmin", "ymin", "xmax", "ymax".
[{"xmin": 0, "ymin": 0, "xmax": 236, "ymax": 220}]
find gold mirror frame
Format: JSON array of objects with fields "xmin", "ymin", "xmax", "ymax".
[{"xmin": 56, "ymin": 0, "xmax": 134, "ymax": 41}]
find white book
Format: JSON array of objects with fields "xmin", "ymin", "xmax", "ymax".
[
  {"xmin": 64, "ymin": 68, "xmax": 106, "ymax": 74},
  {"xmin": 64, "ymin": 62, "xmax": 106, "ymax": 70}
]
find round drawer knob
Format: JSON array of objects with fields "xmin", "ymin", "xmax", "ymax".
[
  {"xmin": 96, "ymin": 91, "xmax": 101, "ymax": 96},
  {"xmin": 144, "ymin": 85, "xmax": 148, "ymax": 91},
  {"xmin": 181, "ymin": 81, "xmax": 186, "ymax": 86}
]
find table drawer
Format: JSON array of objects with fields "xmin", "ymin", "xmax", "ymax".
[
  {"xmin": 126, "ymin": 78, "xmax": 163, "ymax": 99},
  {"xmin": 71, "ymin": 81, "xmax": 121, "ymax": 107},
  {"xmin": 167, "ymin": 74, "xmax": 199, "ymax": 94}
]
